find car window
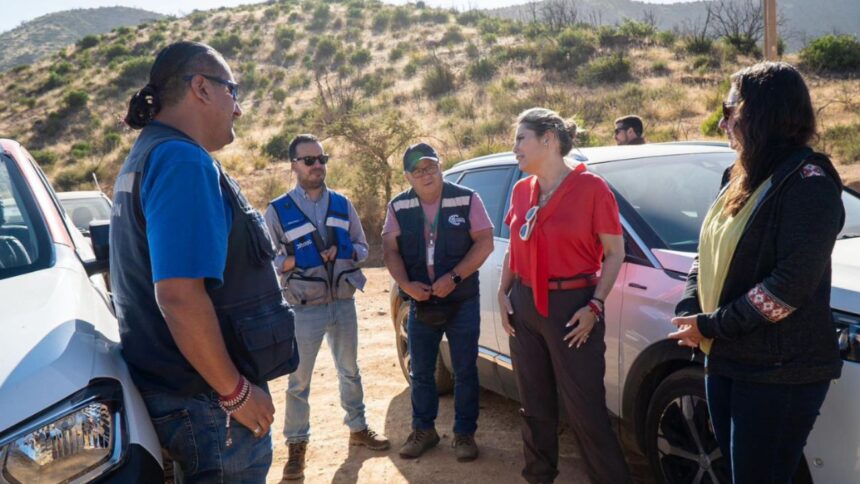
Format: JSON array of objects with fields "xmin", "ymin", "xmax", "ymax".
[
  {"xmin": 591, "ymin": 154, "xmax": 734, "ymax": 253},
  {"xmin": 444, "ymin": 172, "xmax": 462, "ymax": 184},
  {"xmin": 840, "ymin": 188, "xmax": 860, "ymax": 240},
  {"xmin": 456, "ymin": 167, "xmax": 515, "ymax": 237},
  {"xmin": 60, "ymin": 197, "xmax": 111, "ymax": 234},
  {"xmin": 0, "ymin": 154, "xmax": 52, "ymax": 280}
]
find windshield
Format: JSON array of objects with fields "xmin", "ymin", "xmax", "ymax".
[
  {"xmin": 59, "ymin": 196, "xmax": 111, "ymax": 234},
  {"xmin": 593, "ymin": 153, "xmax": 860, "ymax": 251},
  {"xmin": 0, "ymin": 154, "xmax": 52, "ymax": 280},
  {"xmin": 592, "ymin": 153, "xmax": 734, "ymax": 252}
]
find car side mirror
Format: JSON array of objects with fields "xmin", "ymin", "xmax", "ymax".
[{"xmin": 84, "ymin": 220, "xmax": 110, "ymax": 276}]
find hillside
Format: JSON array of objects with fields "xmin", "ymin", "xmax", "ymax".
[
  {"xmin": 0, "ymin": 0, "xmax": 857, "ymax": 240},
  {"xmin": 488, "ymin": 0, "xmax": 860, "ymax": 52},
  {"xmin": 0, "ymin": 7, "xmax": 164, "ymax": 72}
]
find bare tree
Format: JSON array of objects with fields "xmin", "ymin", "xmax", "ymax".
[
  {"xmin": 641, "ymin": 8, "xmax": 658, "ymax": 28},
  {"xmin": 540, "ymin": 0, "xmax": 578, "ymax": 32},
  {"xmin": 706, "ymin": 0, "xmax": 764, "ymax": 55}
]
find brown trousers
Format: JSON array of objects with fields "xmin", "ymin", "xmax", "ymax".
[{"xmin": 509, "ymin": 279, "xmax": 631, "ymax": 484}]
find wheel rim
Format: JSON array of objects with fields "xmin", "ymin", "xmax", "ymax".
[{"xmin": 656, "ymin": 394, "xmax": 731, "ymax": 484}]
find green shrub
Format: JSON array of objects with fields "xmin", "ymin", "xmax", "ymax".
[
  {"xmin": 701, "ymin": 107, "xmax": 723, "ymax": 136},
  {"xmin": 29, "ymin": 149, "xmax": 59, "ymax": 166},
  {"xmin": 309, "ymin": 4, "xmax": 330, "ymax": 31},
  {"xmin": 578, "ymin": 54, "xmax": 632, "ymax": 85},
  {"xmin": 350, "ymin": 49, "xmax": 372, "ymax": 68},
  {"xmin": 372, "ymin": 11, "xmax": 390, "ymax": 32},
  {"xmin": 456, "ymin": 10, "xmax": 482, "ymax": 26},
  {"xmin": 104, "ymin": 44, "xmax": 130, "ymax": 61},
  {"xmin": 40, "ymin": 72, "xmax": 68, "ymax": 92},
  {"xmin": 597, "ymin": 26, "xmax": 626, "ymax": 48},
  {"xmin": 272, "ymin": 88, "xmax": 288, "ymax": 103},
  {"xmin": 117, "ymin": 56, "xmax": 152, "ymax": 88},
  {"xmin": 263, "ymin": 132, "xmax": 292, "ymax": 160},
  {"xmin": 77, "ymin": 35, "xmax": 100, "ymax": 49},
  {"xmin": 441, "ymin": 25, "xmax": 465, "ymax": 45},
  {"xmin": 684, "ymin": 36, "xmax": 713, "ymax": 55},
  {"xmin": 403, "ymin": 61, "xmax": 418, "ymax": 77},
  {"xmin": 389, "ymin": 46, "xmax": 406, "ymax": 62},
  {"xmin": 63, "ymin": 90, "xmax": 89, "ymax": 110},
  {"xmin": 420, "ymin": 11, "xmax": 449, "ymax": 25},
  {"xmin": 690, "ymin": 54, "xmax": 720, "ymax": 71},
  {"xmin": 619, "ymin": 19, "xmax": 655, "ymax": 41},
  {"xmin": 11, "ymin": 64, "xmax": 29, "ymax": 73},
  {"xmin": 100, "ymin": 132, "xmax": 122, "ymax": 154},
  {"xmin": 466, "ymin": 42, "xmax": 480, "ymax": 59},
  {"xmin": 347, "ymin": 4, "xmax": 364, "ymax": 19},
  {"xmin": 436, "ymin": 95, "xmax": 460, "ymax": 114},
  {"xmin": 354, "ymin": 73, "xmax": 390, "ymax": 96},
  {"xmin": 422, "ymin": 62, "xmax": 456, "ymax": 97},
  {"xmin": 539, "ymin": 29, "xmax": 596, "ymax": 72},
  {"xmin": 314, "ymin": 36, "xmax": 340, "ymax": 66},
  {"xmin": 467, "ymin": 58, "xmax": 497, "ymax": 82},
  {"xmin": 275, "ymin": 27, "xmax": 296, "ymax": 50},
  {"xmin": 391, "ymin": 7, "xmax": 412, "ymax": 30},
  {"xmin": 210, "ymin": 33, "xmax": 243, "ymax": 57},
  {"xmin": 800, "ymin": 34, "xmax": 860, "ymax": 72},
  {"xmin": 53, "ymin": 61, "xmax": 73, "ymax": 75},
  {"xmin": 71, "ymin": 142, "xmax": 93, "ymax": 159},
  {"xmin": 655, "ymin": 30, "xmax": 676, "ymax": 47}
]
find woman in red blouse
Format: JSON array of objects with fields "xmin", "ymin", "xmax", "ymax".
[{"xmin": 498, "ymin": 108, "xmax": 631, "ymax": 484}]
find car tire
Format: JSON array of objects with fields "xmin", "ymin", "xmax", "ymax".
[
  {"xmin": 394, "ymin": 300, "xmax": 454, "ymax": 395},
  {"xmin": 644, "ymin": 367, "xmax": 730, "ymax": 484}
]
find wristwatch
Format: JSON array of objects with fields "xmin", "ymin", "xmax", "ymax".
[{"xmin": 450, "ymin": 271, "xmax": 463, "ymax": 284}]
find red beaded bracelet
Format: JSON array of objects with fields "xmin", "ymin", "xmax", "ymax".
[
  {"xmin": 587, "ymin": 301, "xmax": 603, "ymax": 318},
  {"xmin": 219, "ymin": 375, "xmax": 246, "ymax": 403}
]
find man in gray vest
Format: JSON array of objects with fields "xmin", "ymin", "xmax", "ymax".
[
  {"xmin": 264, "ymin": 134, "xmax": 389, "ymax": 481},
  {"xmin": 110, "ymin": 41, "xmax": 297, "ymax": 482},
  {"xmin": 382, "ymin": 143, "xmax": 494, "ymax": 462}
]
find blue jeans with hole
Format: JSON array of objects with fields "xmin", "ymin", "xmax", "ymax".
[
  {"xmin": 283, "ymin": 299, "xmax": 367, "ymax": 443},
  {"xmin": 706, "ymin": 373, "xmax": 830, "ymax": 484},
  {"xmin": 407, "ymin": 295, "xmax": 480, "ymax": 435},
  {"xmin": 141, "ymin": 387, "xmax": 272, "ymax": 483}
]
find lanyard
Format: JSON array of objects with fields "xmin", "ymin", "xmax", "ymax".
[{"xmin": 421, "ymin": 199, "xmax": 442, "ymax": 246}]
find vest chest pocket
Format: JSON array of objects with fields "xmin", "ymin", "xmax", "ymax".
[
  {"xmin": 229, "ymin": 302, "xmax": 298, "ymax": 381},
  {"xmin": 398, "ymin": 232, "xmax": 419, "ymax": 259},
  {"xmin": 284, "ymin": 270, "xmax": 329, "ymax": 305},
  {"xmin": 444, "ymin": 224, "xmax": 471, "ymax": 258}
]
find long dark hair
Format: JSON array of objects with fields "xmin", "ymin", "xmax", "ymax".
[
  {"xmin": 124, "ymin": 41, "xmax": 225, "ymax": 129},
  {"xmin": 723, "ymin": 62, "xmax": 817, "ymax": 216}
]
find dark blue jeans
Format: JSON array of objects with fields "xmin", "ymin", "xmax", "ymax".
[
  {"xmin": 407, "ymin": 295, "xmax": 480, "ymax": 435},
  {"xmin": 706, "ymin": 373, "xmax": 830, "ymax": 484},
  {"xmin": 141, "ymin": 387, "xmax": 272, "ymax": 483}
]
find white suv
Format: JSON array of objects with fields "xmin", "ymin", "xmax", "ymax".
[
  {"xmin": 0, "ymin": 140, "xmax": 162, "ymax": 482},
  {"xmin": 390, "ymin": 142, "xmax": 860, "ymax": 483}
]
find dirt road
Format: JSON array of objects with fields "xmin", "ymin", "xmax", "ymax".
[{"xmin": 265, "ymin": 268, "xmax": 654, "ymax": 483}]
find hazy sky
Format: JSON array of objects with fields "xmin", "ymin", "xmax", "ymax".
[{"xmin": 1, "ymin": 0, "xmax": 693, "ymax": 34}]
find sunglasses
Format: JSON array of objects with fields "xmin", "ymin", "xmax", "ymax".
[
  {"xmin": 183, "ymin": 73, "xmax": 240, "ymax": 101},
  {"xmin": 518, "ymin": 205, "xmax": 540, "ymax": 241},
  {"xmin": 614, "ymin": 126, "xmax": 628, "ymax": 135},
  {"xmin": 292, "ymin": 155, "xmax": 329, "ymax": 166},
  {"xmin": 722, "ymin": 102, "xmax": 736, "ymax": 122}
]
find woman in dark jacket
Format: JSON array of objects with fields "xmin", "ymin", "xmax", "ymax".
[{"xmin": 669, "ymin": 62, "xmax": 844, "ymax": 483}]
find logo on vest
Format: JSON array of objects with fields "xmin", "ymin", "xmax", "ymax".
[
  {"xmin": 448, "ymin": 214, "xmax": 466, "ymax": 226},
  {"xmin": 296, "ymin": 240, "xmax": 314, "ymax": 250}
]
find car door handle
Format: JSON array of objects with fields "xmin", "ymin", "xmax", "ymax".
[{"xmin": 628, "ymin": 283, "xmax": 648, "ymax": 290}]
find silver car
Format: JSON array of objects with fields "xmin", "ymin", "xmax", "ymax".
[{"xmin": 390, "ymin": 142, "xmax": 860, "ymax": 483}]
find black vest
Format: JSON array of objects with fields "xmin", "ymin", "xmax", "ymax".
[
  {"xmin": 392, "ymin": 181, "xmax": 479, "ymax": 303},
  {"xmin": 110, "ymin": 122, "xmax": 296, "ymax": 396}
]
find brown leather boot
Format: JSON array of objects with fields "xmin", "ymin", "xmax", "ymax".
[
  {"xmin": 349, "ymin": 427, "xmax": 391, "ymax": 451},
  {"xmin": 282, "ymin": 441, "xmax": 307, "ymax": 481}
]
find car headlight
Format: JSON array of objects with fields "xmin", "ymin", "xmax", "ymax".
[
  {"xmin": 834, "ymin": 310, "xmax": 860, "ymax": 363},
  {"xmin": 0, "ymin": 380, "xmax": 125, "ymax": 483}
]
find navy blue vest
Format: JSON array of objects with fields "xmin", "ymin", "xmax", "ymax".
[
  {"xmin": 110, "ymin": 122, "xmax": 297, "ymax": 395},
  {"xmin": 392, "ymin": 181, "xmax": 479, "ymax": 303},
  {"xmin": 270, "ymin": 190, "xmax": 363, "ymax": 305}
]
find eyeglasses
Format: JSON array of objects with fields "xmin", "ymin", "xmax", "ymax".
[
  {"xmin": 292, "ymin": 155, "xmax": 329, "ymax": 166},
  {"xmin": 518, "ymin": 205, "xmax": 540, "ymax": 241},
  {"xmin": 722, "ymin": 102, "xmax": 736, "ymax": 123},
  {"xmin": 411, "ymin": 163, "xmax": 440, "ymax": 178},
  {"xmin": 183, "ymin": 74, "xmax": 240, "ymax": 101}
]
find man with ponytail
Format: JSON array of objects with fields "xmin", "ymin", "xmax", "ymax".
[{"xmin": 110, "ymin": 41, "xmax": 297, "ymax": 482}]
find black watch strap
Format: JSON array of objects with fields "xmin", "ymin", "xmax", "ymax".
[{"xmin": 450, "ymin": 271, "xmax": 463, "ymax": 284}]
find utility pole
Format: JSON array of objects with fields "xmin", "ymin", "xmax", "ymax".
[{"xmin": 763, "ymin": 0, "xmax": 778, "ymax": 60}]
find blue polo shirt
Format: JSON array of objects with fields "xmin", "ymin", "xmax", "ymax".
[{"xmin": 139, "ymin": 139, "xmax": 232, "ymax": 285}]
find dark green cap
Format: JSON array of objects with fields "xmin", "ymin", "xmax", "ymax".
[{"xmin": 403, "ymin": 142, "xmax": 439, "ymax": 172}]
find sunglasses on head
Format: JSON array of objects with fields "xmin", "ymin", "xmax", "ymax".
[
  {"xmin": 292, "ymin": 155, "xmax": 329, "ymax": 166},
  {"xmin": 183, "ymin": 73, "xmax": 240, "ymax": 101}
]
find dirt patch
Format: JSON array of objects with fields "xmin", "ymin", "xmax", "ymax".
[{"xmin": 265, "ymin": 268, "xmax": 655, "ymax": 483}]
